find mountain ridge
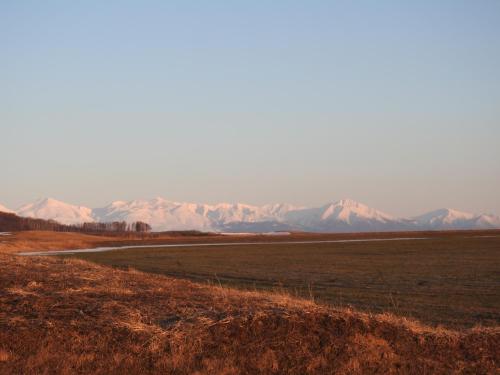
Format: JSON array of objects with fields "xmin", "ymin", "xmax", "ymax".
[{"xmin": 2, "ymin": 197, "xmax": 499, "ymax": 232}]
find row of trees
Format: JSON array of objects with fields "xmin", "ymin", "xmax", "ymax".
[
  {"xmin": 0, "ymin": 211, "xmax": 151, "ymax": 233},
  {"xmin": 79, "ymin": 221, "xmax": 151, "ymax": 233}
]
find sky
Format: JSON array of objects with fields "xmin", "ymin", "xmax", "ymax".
[{"xmin": 1, "ymin": 1, "xmax": 499, "ymax": 217}]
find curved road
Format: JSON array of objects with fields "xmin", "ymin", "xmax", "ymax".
[{"xmin": 18, "ymin": 237, "xmax": 429, "ymax": 256}]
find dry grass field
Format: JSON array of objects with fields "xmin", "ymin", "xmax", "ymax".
[
  {"xmin": 61, "ymin": 235, "xmax": 500, "ymax": 328},
  {"xmin": 0, "ymin": 231, "xmax": 499, "ymax": 374}
]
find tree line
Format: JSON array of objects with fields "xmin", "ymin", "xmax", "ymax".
[{"xmin": 0, "ymin": 211, "xmax": 151, "ymax": 233}]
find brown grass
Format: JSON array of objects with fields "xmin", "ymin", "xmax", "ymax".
[
  {"xmin": 65, "ymin": 235, "xmax": 500, "ymax": 328},
  {"xmin": 0, "ymin": 231, "xmax": 116, "ymax": 253},
  {"xmin": 1, "ymin": 231, "xmax": 499, "ymax": 374},
  {"xmin": 1, "ymin": 249, "xmax": 499, "ymax": 374},
  {"xmin": 3, "ymin": 229, "xmax": 499, "ymax": 254},
  {"xmin": 0, "ymin": 231, "xmax": 221, "ymax": 255}
]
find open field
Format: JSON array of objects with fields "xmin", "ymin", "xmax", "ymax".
[
  {"xmin": 1, "ymin": 250, "xmax": 499, "ymax": 374},
  {"xmin": 0, "ymin": 230, "xmax": 221, "ymax": 254},
  {"xmin": 1, "ymin": 231, "xmax": 499, "ymax": 374},
  {"xmin": 59, "ymin": 234, "xmax": 500, "ymax": 328},
  {"xmin": 3, "ymin": 228, "xmax": 499, "ymax": 253}
]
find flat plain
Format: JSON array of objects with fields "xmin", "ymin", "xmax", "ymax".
[{"xmin": 61, "ymin": 233, "xmax": 500, "ymax": 328}]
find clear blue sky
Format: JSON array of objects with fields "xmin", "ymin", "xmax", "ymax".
[{"xmin": 1, "ymin": 1, "xmax": 499, "ymax": 216}]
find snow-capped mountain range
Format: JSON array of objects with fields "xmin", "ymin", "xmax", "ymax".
[{"xmin": 1, "ymin": 197, "xmax": 499, "ymax": 233}]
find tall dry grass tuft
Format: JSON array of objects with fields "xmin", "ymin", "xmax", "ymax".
[{"xmin": 0, "ymin": 350, "xmax": 10, "ymax": 363}]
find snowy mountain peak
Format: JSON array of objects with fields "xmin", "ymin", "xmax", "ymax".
[
  {"xmin": 321, "ymin": 199, "xmax": 394, "ymax": 222},
  {"xmin": 414, "ymin": 208, "xmax": 475, "ymax": 224},
  {"xmin": 0, "ymin": 203, "xmax": 14, "ymax": 213},
  {"xmin": 475, "ymin": 214, "xmax": 500, "ymax": 226},
  {"xmin": 149, "ymin": 197, "xmax": 172, "ymax": 205},
  {"xmin": 413, "ymin": 208, "xmax": 500, "ymax": 229},
  {"xmin": 109, "ymin": 200, "xmax": 127, "ymax": 207},
  {"xmin": 17, "ymin": 198, "xmax": 95, "ymax": 225},
  {"xmin": 29, "ymin": 197, "xmax": 57, "ymax": 207},
  {"xmin": 335, "ymin": 198, "xmax": 361, "ymax": 208}
]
